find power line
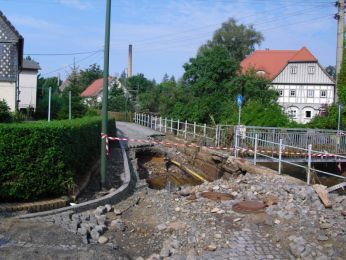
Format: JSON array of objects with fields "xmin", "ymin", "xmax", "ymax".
[
  {"xmin": 24, "ymin": 49, "xmax": 103, "ymax": 56},
  {"xmin": 41, "ymin": 51, "xmax": 103, "ymax": 76}
]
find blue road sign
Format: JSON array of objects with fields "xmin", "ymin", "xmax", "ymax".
[{"xmin": 237, "ymin": 94, "xmax": 243, "ymax": 107}]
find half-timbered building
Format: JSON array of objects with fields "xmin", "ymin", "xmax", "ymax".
[{"xmin": 241, "ymin": 47, "xmax": 335, "ymax": 124}]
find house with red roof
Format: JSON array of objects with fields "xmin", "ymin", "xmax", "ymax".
[
  {"xmin": 241, "ymin": 47, "xmax": 335, "ymax": 124},
  {"xmin": 81, "ymin": 77, "xmax": 115, "ymax": 105}
]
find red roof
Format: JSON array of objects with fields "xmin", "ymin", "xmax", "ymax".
[
  {"xmin": 81, "ymin": 77, "xmax": 113, "ymax": 97},
  {"xmin": 240, "ymin": 47, "xmax": 318, "ymax": 80}
]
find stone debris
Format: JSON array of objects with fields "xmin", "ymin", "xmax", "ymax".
[
  {"xmin": 29, "ymin": 154, "xmax": 346, "ymax": 260},
  {"xmin": 98, "ymin": 236, "xmax": 109, "ymax": 244}
]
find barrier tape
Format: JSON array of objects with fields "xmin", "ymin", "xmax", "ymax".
[{"xmin": 100, "ymin": 134, "xmax": 344, "ymax": 161}]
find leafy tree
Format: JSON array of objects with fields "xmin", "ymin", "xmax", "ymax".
[
  {"xmin": 108, "ymin": 83, "xmax": 128, "ymax": 112},
  {"xmin": 338, "ymin": 43, "xmax": 346, "ymax": 106},
  {"xmin": 198, "ymin": 18, "xmax": 264, "ymax": 61},
  {"xmin": 0, "ymin": 99, "xmax": 11, "ymax": 123},
  {"xmin": 78, "ymin": 64, "xmax": 103, "ymax": 91},
  {"xmin": 325, "ymin": 65, "xmax": 336, "ymax": 80},
  {"xmin": 35, "ymin": 93, "xmax": 64, "ymax": 120},
  {"xmin": 58, "ymin": 81, "xmax": 86, "ymax": 119},
  {"xmin": 183, "ymin": 45, "xmax": 239, "ymax": 96},
  {"xmin": 307, "ymin": 105, "xmax": 339, "ymax": 129}
]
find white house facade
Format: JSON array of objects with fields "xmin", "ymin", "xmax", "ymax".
[
  {"xmin": 18, "ymin": 59, "xmax": 41, "ymax": 111},
  {"xmin": 241, "ymin": 47, "xmax": 335, "ymax": 124}
]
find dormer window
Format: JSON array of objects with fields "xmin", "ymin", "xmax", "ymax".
[
  {"xmin": 290, "ymin": 66, "xmax": 297, "ymax": 74},
  {"xmin": 308, "ymin": 66, "xmax": 315, "ymax": 74},
  {"xmin": 256, "ymin": 70, "xmax": 266, "ymax": 76}
]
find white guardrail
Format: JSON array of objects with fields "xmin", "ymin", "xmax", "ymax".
[{"xmin": 134, "ymin": 113, "xmax": 346, "ymax": 185}]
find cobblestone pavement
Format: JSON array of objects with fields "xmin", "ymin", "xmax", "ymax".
[
  {"xmin": 199, "ymin": 229, "xmax": 290, "ymax": 260},
  {"xmin": 0, "ymin": 218, "xmax": 130, "ymax": 260}
]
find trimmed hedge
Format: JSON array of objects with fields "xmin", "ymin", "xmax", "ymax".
[{"xmin": 0, "ymin": 116, "xmax": 116, "ymax": 201}]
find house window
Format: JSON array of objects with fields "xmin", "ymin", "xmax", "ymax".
[
  {"xmin": 305, "ymin": 111, "xmax": 312, "ymax": 118},
  {"xmin": 278, "ymin": 89, "xmax": 283, "ymax": 96},
  {"xmin": 320, "ymin": 90, "xmax": 327, "ymax": 98},
  {"xmin": 290, "ymin": 90, "xmax": 296, "ymax": 97},
  {"xmin": 308, "ymin": 66, "xmax": 315, "ymax": 74},
  {"xmin": 307, "ymin": 90, "xmax": 314, "ymax": 98},
  {"xmin": 288, "ymin": 110, "xmax": 297, "ymax": 118},
  {"xmin": 290, "ymin": 66, "xmax": 297, "ymax": 74}
]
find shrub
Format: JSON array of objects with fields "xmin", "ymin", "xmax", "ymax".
[
  {"xmin": 0, "ymin": 99, "xmax": 11, "ymax": 123},
  {"xmin": 0, "ymin": 116, "xmax": 116, "ymax": 201}
]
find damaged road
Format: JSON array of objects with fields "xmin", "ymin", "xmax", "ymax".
[{"xmin": 1, "ymin": 122, "xmax": 346, "ymax": 260}]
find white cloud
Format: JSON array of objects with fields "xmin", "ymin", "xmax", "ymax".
[{"xmin": 10, "ymin": 16, "xmax": 64, "ymax": 32}]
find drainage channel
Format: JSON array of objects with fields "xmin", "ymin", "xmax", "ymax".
[{"xmin": 135, "ymin": 148, "xmax": 203, "ymax": 191}]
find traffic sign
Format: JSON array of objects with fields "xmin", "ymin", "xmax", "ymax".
[{"xmin": 237, "ymin": 94, "xmax": 243, "ymax": 107}]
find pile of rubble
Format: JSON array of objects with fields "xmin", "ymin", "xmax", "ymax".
[{"xmin": 45, "ymin": 154, "xmax": 345, "ymax": 259}]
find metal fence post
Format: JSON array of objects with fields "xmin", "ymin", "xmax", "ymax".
[
  {"xmin": 134, "ymin": 112, "xmax": 137, "ymax": 123},
  {"xmin": 215, "ymin": 125, "xmax": 218, "ymax": 146},
  {"xmin": 171, "ymin": 118, "xmax": 173, "ymax": 133},
  {"xmin": 254, "ymin": 133, "xmax": 258, "ymax": 165},
  {"xmin": 234, "ymin": 127, "xmax": 239, "ymax": 157},
  {"xmin": 159, "ymin": 117, "xmax": 162, "ymax": 132},
  {"xmin": 177, "ymin": 119, "xmax": 180, "ymax": 136},
  {"xmin": 278, "ymin": 139, "xmax": 283, "ymax": 174},
  {"xmin": 307, "ymin": 144, "xmax": 312, "ymax": 185},
  {"xmin": 165, "ymin": 117, "xmax": 167, "ymax": 133},
  {"xmin": 193, "ymin": 122, "xmax": 196, "ymax": 139},
  {"xmin": 184, "ymin": 120, "xmax": 187, "ymax": 140},
  {"xmin": 154, "ymin": 116, "xmax": 157, "ymax": 130},
  {"xmin": 147, "ymin": 115, "xmax": 150, "ymax": 127}
]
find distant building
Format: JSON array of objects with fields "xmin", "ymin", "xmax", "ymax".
[
  {"xmin": 0, "ymin": 11, "xmax": 40, "ymax": 112},
  {"xmin": 241, "ymin": 47, "xmax": 335, "ymax": 124},
  {"xmin": 19, "ymin": 59, "xmax": 41, "ymax": 111},
  {"xmin": 81, "ymin": 77, "xmax": 116, "ymax": 106}
]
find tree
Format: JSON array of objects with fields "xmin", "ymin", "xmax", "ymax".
[
  {"xmin": 108, "ymin": 82, "xmax": 128, "ymax": 112},
  {"xmin": 337, "ymin": 41, "xmax": 346, "ymax": 106},
  {"xmin": 325, "ymin": 65, "xmax": 336, "ymax": 80},
  {"xmin": 78, "ymin": 64, "xmax": 103, "ymax": 91},
  {"xmin": 198, "ymin": 18, "xmax": 264, "ymax": 61},
  {"xmin": 183, "ymin": 45, "xmax": 239, "ymax": 96},
  {"xmin": 0, "ymin": 99, "xmax": 11, "ymax": 123}
]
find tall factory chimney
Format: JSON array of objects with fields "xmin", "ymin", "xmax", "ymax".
[{"xmin": 128, "ymin": 44, "xmax": 132, "ymax": 78}]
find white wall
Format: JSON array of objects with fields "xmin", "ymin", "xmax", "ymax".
[
  {"xmin": 19, "ymin": 70, "xmax": 37, "ymax": 110},
  {"xmin": 273, "ymin": 62, "xmax": 335, "ymax": 85},
  {"xmin": 0, "ymin": 81, "xmax": 16, "ymax": 112}
]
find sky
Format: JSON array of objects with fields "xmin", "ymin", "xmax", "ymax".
[{"xmin": 0, "ymin": 0, "xmax": 339, "ymax": 82}]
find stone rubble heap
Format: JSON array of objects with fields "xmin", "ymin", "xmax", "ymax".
[{"xmin": 39, "ymin": 161, "xmax": 346, "ymax": 259}]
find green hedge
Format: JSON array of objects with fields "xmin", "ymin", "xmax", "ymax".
[{"xmin": 0, "ymin": 116, "xmax": 116, "ymax": 201}]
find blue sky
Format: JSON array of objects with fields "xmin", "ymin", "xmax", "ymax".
[{"xmin": 0, "ymin": 0, "xmax": 338, "ymax": 82}]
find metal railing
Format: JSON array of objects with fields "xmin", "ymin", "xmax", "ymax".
[
  {"xmin": 134, "ymin": 113, "xmax": 346, "ymax": 185},
  {"xmin": 134, "ymin": 113, "xmax": 346, "ymax": 154},
  {"xmin": 236, "ymin": 132, "xmax": 346, "ymax": 184}
]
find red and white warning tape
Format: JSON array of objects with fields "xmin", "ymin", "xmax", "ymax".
[{"xmin": 100, "ymin": 133, "xmax": 343, "ymax": 160}]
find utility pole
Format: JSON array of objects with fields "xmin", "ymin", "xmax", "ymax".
[
  {"xmin": 101, "ymin": 0, "xmax": 112, "ymax": 187},
  {"xmin": 335, "ymin": 0, "xmax": 345, "ymax": 102},
  {"xmin": 69, "ymin": 91, "xmax": 72, "ymax": 120},
  {"xmin": 48, "ymin": 86, "xmax": 51, "ymax": 122}
]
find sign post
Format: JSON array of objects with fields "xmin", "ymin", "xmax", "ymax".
[
  {"xmin": 237, "ymin": 94, "xmax": 243, "ymax": 126},
  {"xmin": 235, "ymin": 94, "xmax": 243, "ymax": 157}
]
